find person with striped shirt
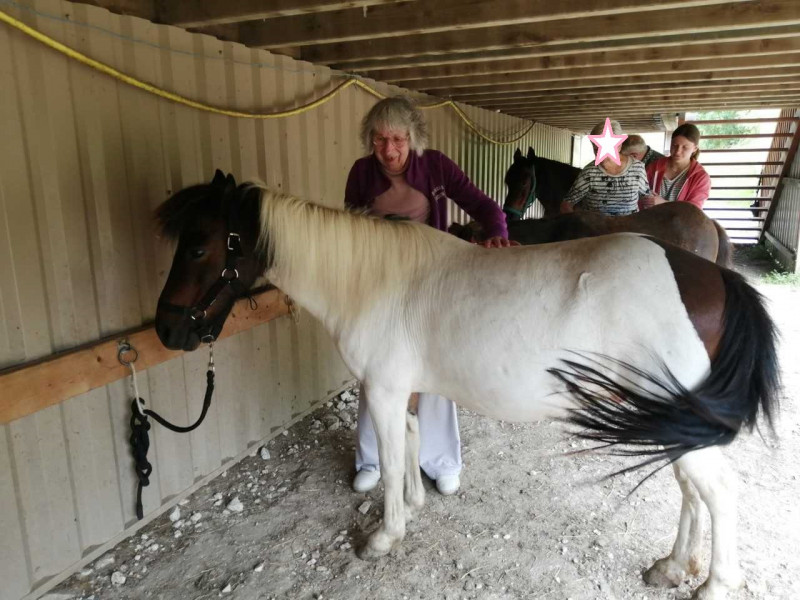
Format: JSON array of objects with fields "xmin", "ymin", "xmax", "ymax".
[{"xmin": 560, "ymin": 120, "xmax": 654, "ymax": 216}]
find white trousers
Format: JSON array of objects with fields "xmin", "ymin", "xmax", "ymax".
[{"xmin": 355, "ymin": 389, "xmax": 462, "ymax": 480}]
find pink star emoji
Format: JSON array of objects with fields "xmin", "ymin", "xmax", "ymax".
[{"xmin": 588, "ymin": 118, "xmax": 628, "ymax": 166}]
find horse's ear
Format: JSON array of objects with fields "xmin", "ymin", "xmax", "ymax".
[
  {"xmin": 211, "ymin": 169, "xmax": 227, "ymax": 186},
  {"xmin": 223, "ymin": 173, "xmax": 237, "ymax": 197},
  {"xmin": 514, "ymin": 148, "xmax": 523, "ymax": 161},
  {"xmin": 527, "ymin": 147, "xmax": 536, "ymax": 160}
]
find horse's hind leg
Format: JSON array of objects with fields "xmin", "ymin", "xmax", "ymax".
[
  {"xmin": 404, "ymin": 402, "xmax": 426, "ymax": 520},
  {"xmin": 647, "ymin": 447, "xmax": 743, "ymax": 600},
  {"xmin": 644, "ymin": 462, "xmax": 705, "ymax": 587},
  {"xmin": 357, "ymin": 384, "xmax": 409, "ymax": 560}
]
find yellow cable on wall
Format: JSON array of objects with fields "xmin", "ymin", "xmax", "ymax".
[{"xmin": 0, "ymin": 7, "xmax": 534, "ymax": 146}]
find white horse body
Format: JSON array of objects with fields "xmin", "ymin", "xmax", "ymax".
[
  {"xmin": 266, "ymin": 204, "xmax": 709, "ymax": 422},
  {"xmin": 255, "ymin": 191, "xmax": 758, "ymax": 600}
]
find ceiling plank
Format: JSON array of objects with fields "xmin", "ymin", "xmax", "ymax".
[
  {"xmin": 406, "ymin": 53, "xmax": 800, "ymax": 91},
  {"xmin": 477, "ymin": 87, "xmax": 800, "ymax": 112},
  {"xmin": 367, "ymin": 36, "xmax": 800, "ymax": 82},
  {"xmin": 369, "ymin": 36, "xmax": 800, "ymax": 85},
  {"xmin": 467, "ymin": 80, "xmax": 800, "ymax": 107},
  {"xmin": 514, "ymin": 100, "xmax": 800, "ymax": 120},
  {"xmin": 498, "ymin": 93, "xmax": 800, "ymax": 116},
  {"xmin": 334, "ymin": 26, "xmax": 800, "ymax": 71},
  {"xmin": 300, "ymin": 0, "xmax": 800, "ymax": 65},
  {"xmin": 157, "ymin": 0, "xmax": 411, "ymax": 27},
  {"xmin": 237, "ymin": 0, "xmax": 739, "ymax": 48},
  {"xmin": 437, "ymin": 67, "xmax": 800, "ymax": 101}
]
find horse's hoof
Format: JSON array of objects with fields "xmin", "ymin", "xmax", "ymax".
[
  {"xmin": 644, "ymin": 557, "xmax": 688, "ymax": 588},
  {"xmin": 356, "ymin": 530, "xmax": 400, "ymax": 560},
  {"xmin": 691, "ymin": 574, "xmax": 744, "ymax": 600}
]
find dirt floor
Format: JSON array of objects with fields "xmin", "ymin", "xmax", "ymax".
[{"xmin": 50, "ymin": 248, "xmax": 800, "ymax": 600}]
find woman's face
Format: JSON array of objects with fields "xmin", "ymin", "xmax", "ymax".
[
  {"xmin": 372, "ymin": 126, "xmax": 410, "ymax": 174},
  {"xmin": 670, "ymin": 135, "xmax": 697, "ymax": 163}
]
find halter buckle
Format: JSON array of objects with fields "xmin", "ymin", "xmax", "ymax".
[{"xmin": 191, "ymin": 308, "xmax": 207, "ymax": 321}]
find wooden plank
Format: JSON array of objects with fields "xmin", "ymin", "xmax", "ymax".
[
  {"xmin": 0, "ymin": 289, "xmax": 290, "ymax": 425},
  {"xmin": 159, "ymin": 0, "xmax": 408, "ymax": 27},
  {"xmin": 701, "ymin": 148, "xmax": 788, "ymax": 153},
  {"xmin": 302, "ymin": 0, "xmax": 800, "ymax": 65},
  {"xmin": 238, "ymin": 0, "xmax": 737, "ymax": 48},
  {"xmin": 369, "ymin": 35, "xmax": 800, "ymax": 82},
  {"xmin": 479, "ymin": 85, "xmax": 800, "ymax": 109},
  {"xmin": 703, "ymin": 133, "xmax": 794, "ymax": 139},
  {"xmin": 692, "ymin": 117, "xmax": 800, "ymax": 124},
  {"xmin": 763, "ymin": 118, "xmax": 800, "ymax": 238},
  {"xmin": 449, "ymin": 68, "xmax": 800, "ymax": 100},
  {"xmin": 409, "ymin": 53, "xmax": 800, "ymax": 92}
]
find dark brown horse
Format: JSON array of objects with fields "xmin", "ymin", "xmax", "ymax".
[
  {"xmin": 451, "ymin": 201, "xmax": 733, "ymax": 267},
  {"xmin": 470, "ymin": 147, "xmax": 733, "ymax": 267},
  {"xmin": 503, "ymin": 147, "xmax": 580, "ymax": 219},
  {"xmin": 155, "ymin": 171, "xmax": 779, "ymax": 600}
]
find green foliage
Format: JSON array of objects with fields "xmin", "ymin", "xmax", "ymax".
[
  {"xmin": 692, "ymin": 111, "xmax": 759, "ymax": 150},
  {"xmin": 761, "ymin": 270, "xmax": 800, "ymax": 286}
]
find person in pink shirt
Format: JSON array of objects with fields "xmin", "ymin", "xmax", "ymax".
[
  {"xmin": 643, "ymin": 123, "xmax": 712, "ymax": 210},
  {"xmin": 344, "ymin": 96, "xmax": 512, "ymax": 497}
]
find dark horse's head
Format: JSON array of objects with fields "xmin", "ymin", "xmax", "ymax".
[
  {"xmin": 155, "ymin": 170, "xmax": 266, "ymax": 351},
  {"xmin": 503, "ymin": 147, "xmax": 537, "ymax": 222}
]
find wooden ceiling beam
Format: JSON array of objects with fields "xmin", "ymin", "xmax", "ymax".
[
  {"xmin": 156, "ymin": 0, "xmax": 411, "ymax": 27},
  {"xmin": 408, "ymin": 53, "xmax": 800, "ymax": 92},
  {"xmin": 468, "ymin": 82, "xmax": 800, "ymax": 108},
  {"xmin": 513, "ymin": 100, "xmax": 800, "ymax": 120},
  {"xmin": 337, "ymin": 25, "xmax": 800, "ymax": 71},
  {"xmin": 477, "ymin": 88, "xmax": 800, "ymax": 112},
  {"xmin": 235, "ymin": 0, "xmax": 736, "ymax": 49},
  {"xmin": 301, "ymin": 0, "xmax": 800, "ymax": 65},
  {"xmin": 439, "ymin": 68, "xmax": 800, "ymax": 101},
  {"xmin": 496, "ymin": 93, "xmax": 800, "ymax": 117},
  {"xmin": 368, "ymin": 36, "xmax": 800, "ymax": 82}
]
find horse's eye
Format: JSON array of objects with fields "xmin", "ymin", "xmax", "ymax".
[{"xmin": 188, "ymin": 248, "xmax": 206, "ymax": 260}]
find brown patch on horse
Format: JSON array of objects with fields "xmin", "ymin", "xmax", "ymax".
[{"xmin": 651, "ymin": 239, "xmax": 725, "ymax": 360}]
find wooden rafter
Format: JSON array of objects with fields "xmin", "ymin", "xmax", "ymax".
[
  {"xmin": 367, "ymin": 36, "xmax": 800, "ymax": 82},
  {"xmin": 299, "ymin": 0, "xmax": 800, "ymax": 65},
  {"xmin": 233, "ymin": 0, "xmax": 741, "ymax": 49}
]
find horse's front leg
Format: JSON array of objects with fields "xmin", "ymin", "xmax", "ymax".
[
  {"xmin": 357, "ymin": 384, "xmax": 409, "ymax": 560},
  {"xmin": 404, "ymin": 393, "xmax": 425, "ymax": 520}
]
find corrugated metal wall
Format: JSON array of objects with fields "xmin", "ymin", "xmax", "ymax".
[
  {"xmin": 0, "ymin": 2, "xmax": 571, "ymax": 598},
  {"xmin": 764, "ymin": 109, "xmax": 800, "ymax": 272}
]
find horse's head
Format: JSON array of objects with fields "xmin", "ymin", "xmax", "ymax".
[
  {"xmin": 503, "ymin": 147, "xmax": 537, "ymax": 222},
  {"xmin": 447, "ymin": 221, "xmax": 485, "ymax": 243},
  {"xmin": 155, "ymin": 170, "xmax": 266, "ymax": 351}
]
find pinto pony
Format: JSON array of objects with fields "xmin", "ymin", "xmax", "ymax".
[{"xmin": 155, "ymin": 171, "xmax": 779, "ymax": 600}]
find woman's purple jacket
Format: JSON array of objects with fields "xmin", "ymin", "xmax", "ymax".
[{"xmin": 344, "ymin": 150, "xmax": 509, "ymax": 239}]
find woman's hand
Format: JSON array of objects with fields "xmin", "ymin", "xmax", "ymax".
[
  {"xmin": 483, "ymin": 236, "xmax": 519, "ymax": 248},
  {"xmin": 641, "ymin": 194, "xmax": 667, "ymax": 208}
]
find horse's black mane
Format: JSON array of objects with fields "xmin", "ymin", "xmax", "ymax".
[
  {"xmin": 155, "ymin": 183, "xmax": 220, "ymax": 240},
  {"xmin": 155, "ymin": 176, "xmax": 262, "ymax": 241}
]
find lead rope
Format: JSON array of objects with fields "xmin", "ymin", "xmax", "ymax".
[{"xmin": 120, "ymin": 341, "xmax": 216, "ymax": 519}]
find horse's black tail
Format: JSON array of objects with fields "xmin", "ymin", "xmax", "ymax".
[
  {"xmin": 550, "ymin": 267, "xmax": 780, "ymax": 468},
  {"xmin": 712, "ymin": 219, "xmax": 734, "ymax": 269}
]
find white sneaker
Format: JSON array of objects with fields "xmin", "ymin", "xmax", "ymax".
[
  {"xmin": 353, "ymin": 469, "xmax": 381, "ymax": 493},
  {"xmin": 435, "ymin": 474, "xmax": 460, "ymax": 496}
]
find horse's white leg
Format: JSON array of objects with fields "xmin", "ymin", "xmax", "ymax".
[
  {"xmin": 647, "ymin": 447, "xmax": 743, "ymax": 600},
  {"xmin": 682, "ymin": 448, "xmax": 743, "ymax": 600},
  {"xmin": 357, "ymin": 385, "xmax": 409, "ymax": 560},
  {"xmin": 404, "ymin": 407, "xmax": 425, "ymax": 520},
  {"xmin": 644, "ymin": 462, "xmax": 705, "ymax": 587}
]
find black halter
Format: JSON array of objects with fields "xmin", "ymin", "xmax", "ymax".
[{"xmin": 158, "ymin": 174, "xmax": 247, "ymax": 343}]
